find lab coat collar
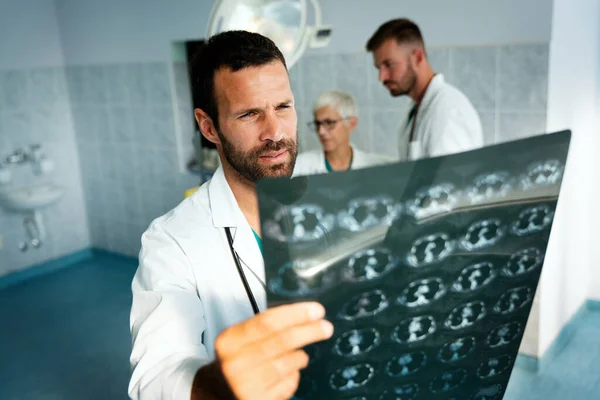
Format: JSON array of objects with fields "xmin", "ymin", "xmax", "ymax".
[
  {"xmin": 208, "ymin": 165, "xmax": 243, "ymax": 229},
  {"xmin": 207, "ymin": 165, "xmax": 266, "ymax": 287},
  {"xmin": 417, "ymin": 73, "xmax": 445, "ymax": 110}
]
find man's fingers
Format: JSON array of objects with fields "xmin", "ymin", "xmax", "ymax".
[
  {"xmin": 220, "ymin": 350, "xmax": 309, "ymax": 399},
  {"xmin": 216, "ymin": 302, "xmax": 326, "ymax": 357},
  {"xmin": 220, "ymin": 319, "xmax": 333, "ymax": 375},
  {"xmin": 267, "ymin": 350, "xmax": 309, "ymax": 388},
  {"xmin": 249, "ymin": 320, "xmax": 333, "ymax": 365},
  {"xmin": 266, "ymin": 370, "xmax": 301, "ymax": 400}
]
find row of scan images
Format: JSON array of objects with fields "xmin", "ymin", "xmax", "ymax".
[
  {"xmin": 269, "ymin": 241, "xmax": 544, "ymax": 298},
  {"xmin": 317, "ymin": 382, "xmax": 506, "ymax": 400},
  {"xmin": 330, "ymin": 286, "xmax": 528, "ymax": 332},
  {"xmin": 330, "ymin": 326, "xmax": 520, "ymax": 366},
  {"xmin": 264, "ymin": 159, "xmax": 563, "ymax": 243},
  {"xmin": 302, "ymin": 369, "xmax": 506, "ymax": 399},
  {"xmin": 337, "ymin": 282, "xmax": 533, "ymax": 324},
  {"xmin": 324, "ymin": 350, "xmax": 515, "ymax": 393}
]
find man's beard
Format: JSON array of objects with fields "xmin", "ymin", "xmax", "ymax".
[
  {"xmin": 386, "ymin": 65, "xmax": 417, "ymax": 97},
  {"xmin": 218, "ymin": 129, "xmax": 298, "ymax": 183}
]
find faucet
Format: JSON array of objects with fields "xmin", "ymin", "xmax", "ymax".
[
  {"xmin": 5, "ymin": 144, "xmax": 41, "ymax": 165},
  {"xmin": 5, "ymin": 149, "xmax": 29, "ymax": 164}
]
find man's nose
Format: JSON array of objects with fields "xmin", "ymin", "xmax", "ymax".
[
  {"xmin": 261, "ymin": 112, "xmax": 283, "ymax": 141},
  {"xmin": 378, "ymin": 68, "xmax": 388, "ymax": 82}
]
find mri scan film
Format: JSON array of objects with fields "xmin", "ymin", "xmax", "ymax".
[{"xmin": 256, "ymin": 131, "xmax": 571, "ymax": 399}]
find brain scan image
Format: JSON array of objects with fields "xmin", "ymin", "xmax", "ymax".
[
  {"xmin": 466, "ymin": 171, "xmax": 513, "ymax": 204},
  {"xmin": 493, "ymin": 287, "xmax": 534, "ymax": 315},
  {"xmin": 520, "ymin": 159, "xmax": 564, "ymax": 189},
  {"xmin": 486, "ymin": 322, "xmax": 522, "ymax": 348},
  {"xmin": 385, "ymin": 351, "xmax": 427, "ymax": 377},
  {"xmin": 512, "ymin": 205, "xmax": 554, "ymax": 236},
  {"xmin": 429, "ymin": 368, "xmax": 467, "ymax": 394},
  {"xmin": 333, "ymin": 328, "xmax": 381, "ymax": 357},
  {"xmin": 338, "ymin": 290, "xmax": 390, "ymax": 320},
  {"xmin": 342, "ymin": 248, "xmax": 400, "ymax": 283},
  {"xmin": 438, "ymin": 336, "xmax": 477, "ymax": 363},
  {"xmin": 406, "ymin": 232, "xmax": 455, "ymax": 267},
  {"xmin": 268, "ymin": 261, "xmax": 336, "ymax": 298},
  {"xmin": 392, "ymin": 315, "xmax": 437, "ymax": 344},
  {"xmin": 452, "ymin": 262, "xmax": 496, "ymax": 293},
  {"xmin": 263, "ymin": 204, "xmax": 335, "ymax": 243},
  {"xmin": 460, "ymin": 219, "xmax": 506, "ymax": 251},
  {"xmin": 502, "ymin": 248, "xmax": 543, "ymax": 277},
  {"xmin": 477, "ymin": 355, "xmax": 512, "ymax": 379},
  {"xmin": 397, "ymin": 278, "xmax": 447, "ymax": 308},
  {"xmin": 329, "ymin": 364, "xmax": 375, "ymax": 391},
  {"xmin": 444, "ymin": 301, "xmax": 487, "ymax": 330},
  {"xmin": 379, "ymin": 384, "xmax": 419, "ymax": 400},
  {"xmin": 338, "ymin": 195, "xmax": 401, "ymax": 232},
  {"xmin": 259, "ymin": 131, "xmax": 570, "ymax": 400},
  {"xmin": 406, "ymin": 183, "xmax": 458, "ymax": 219},
  {"xmin": 472, "ymin": 384, "xmax": 504, "ymax": 400}
]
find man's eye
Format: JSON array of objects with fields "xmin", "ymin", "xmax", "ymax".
[
  {"xmin": 278, "ymin": 104, "xmax": 291, "ymax": 110},
  {"xmin": 240, "ymin": 112, "xmax": 255, "ymax": 119}
]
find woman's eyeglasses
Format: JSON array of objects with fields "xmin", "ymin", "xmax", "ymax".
[{"xmin": 307, "ymin": 118, "xmax": 350, "ymax": 131}]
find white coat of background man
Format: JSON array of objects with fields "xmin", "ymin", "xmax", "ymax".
[
  {"xmin": 293, "ymin": 90, "xmax": 394, "ymax": 176},
  {"xmin": 128, "ymin": 30, "xmax": 333, "ymax": 400},
  {"xmin": 366, "ymin": 18, "xmax": 484, "ymax": 161}
]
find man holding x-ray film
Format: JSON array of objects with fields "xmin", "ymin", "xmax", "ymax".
[{"xmin": 128, "ymin": 31, "xmax": 333, "ymax": 400}]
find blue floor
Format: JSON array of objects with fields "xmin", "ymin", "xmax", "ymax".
[{"xmin": 1, "ymin": 252, "xmax": 600, "ymax": 399}]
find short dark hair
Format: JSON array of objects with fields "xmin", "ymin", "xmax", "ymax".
[
  {"xmin": 190, "ymin": 30, "xmax": 287, "ymax": 131},
  {"xmin": 365, "ymin": 18, "xmax": 425, "ymax": 52}
]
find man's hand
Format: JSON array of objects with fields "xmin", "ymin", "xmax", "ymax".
[{"xmin": 192, "ymin": 302, "xmax": 333, "ymax": 400}]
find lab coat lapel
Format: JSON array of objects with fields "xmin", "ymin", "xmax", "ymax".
[
  {"xmin": 208, "ymin": 166, "xmax": 267, "ymax": 311},
  {"xmin": 231, "ymin": 224, "xmax": 266, "ymax": 292},
  {"xmin": 414, "ymin": 74, "xmax": 445, "ymax": 132}
]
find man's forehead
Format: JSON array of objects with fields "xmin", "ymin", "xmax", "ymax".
[
  {"xmin": 213, "ymin": 62, "xmax": 292, "ymax": 114},
  {"xmin": 215, "ymin": 63, "xmax": 288, "ymax": 95}
]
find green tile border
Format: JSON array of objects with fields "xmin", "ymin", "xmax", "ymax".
[
  {"xmin": 0, "ymin": 248, "xmax": 94, "ymax": 291},
  {"xmin": 0, "ymin": 248, "xmax": 138, "ymax": 291}
]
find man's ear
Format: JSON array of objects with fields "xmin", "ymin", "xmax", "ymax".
[
  {"xmin": 412, "ymin": 46, "xmax": 426, "ymax": 67},
  {"xmin": 194, "ymin": 108, "xmax": 221, "ymax": 145}
]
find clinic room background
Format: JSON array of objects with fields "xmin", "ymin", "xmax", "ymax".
[{"xmin": 1, "ymin": 0, "xmax": 600, "ymax": 398}]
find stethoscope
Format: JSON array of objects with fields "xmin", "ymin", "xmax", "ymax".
[{"xmin": 224, "ymin": 227, "xmax": 261, "ymax": 315}]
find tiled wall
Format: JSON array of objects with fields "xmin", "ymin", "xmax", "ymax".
[
  {"xmin": 68, "ymin": 62, "xmax": 200, "ymax": 258},
  {"xmin": 291, "ymin": 43, "xmax": 550, "ymax": 158},
  {"xmin": 0, "ymin": 68, "xmax": 90, "ymax": 276},
  {"xmin": 0, "ymin": 41, "xmax": 550, "ymax": 274}
]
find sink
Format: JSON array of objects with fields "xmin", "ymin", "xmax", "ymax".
[{"xmin": 0, "ymin": 183, "xmax": 64, "ymax": 213}]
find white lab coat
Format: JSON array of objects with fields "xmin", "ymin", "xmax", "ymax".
[
  {"xmin": 398, "ymin": 74, "xmax": 484, "ymax": 161},
  {"xmin": 128, "ymin": 166, "xmax": 266, "ymax": 400},
  {"xmin": 293, "ymin": 145, "xmax": 396, "ymax": 177}
]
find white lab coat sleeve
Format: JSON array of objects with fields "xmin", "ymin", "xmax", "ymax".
[
  {"xmin": 426, "ymin": 107, "xmax": 482, "ymax": 158},
  {"xmin": 128, "ymin": 221, "xmax": 210, "ymax": 400}
]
